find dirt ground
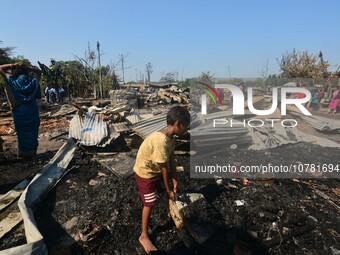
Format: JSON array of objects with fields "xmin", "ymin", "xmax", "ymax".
[{"xmin": 0, "ymin": 103, "xmax": 340, "ymax": 255}]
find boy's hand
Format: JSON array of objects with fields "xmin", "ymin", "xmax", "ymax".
[
  {"xmin": 167, "ymin": 190, "xmax": 175, "ymax": 201},
  {"xmin": 173, "ymin": 180, "xmax": 181, "ymax": 193}
]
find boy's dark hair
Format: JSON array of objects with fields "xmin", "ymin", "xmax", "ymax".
[{"xmin": 166, "ymin": 106, "xmax": 190, "ymax": 126}]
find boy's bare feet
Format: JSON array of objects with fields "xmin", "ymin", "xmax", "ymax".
[{"xmin": 139, "ymin": 234, "xmax": 157, "ymax": 254}]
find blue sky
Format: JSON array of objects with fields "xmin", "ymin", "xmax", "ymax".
[{"xmin": 1, "ymin": 0, "xmax": 339, "ymax": 81}]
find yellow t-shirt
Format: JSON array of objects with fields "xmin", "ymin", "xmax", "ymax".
[{"xmin": 134, "ymin": 131, "xmax": 175, "ymax": 179}]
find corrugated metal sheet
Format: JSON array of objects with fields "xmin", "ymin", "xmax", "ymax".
[
  {"xmin": 126, "ymin": 111, "xmax": 157, "ymax": 125},
  {"xmin": 190, "ymin": 121, "xmax": 251, "ymax": 149},
  {"xmin": 100, "ymin": 125, "xmax": 120, "ymax": 147},
  {"xmin": 132, "ymin": 111, "xmax": 202, "ymax": 139},
  {"xmin": 125, "ymin": 112, "xmax": 142, "ymax": 124},
  {"xmin": 301, "ymin": 115, "xmax": 340, "ymax": 132},
  {"xmin": 132, "ymin": 115, "xmax": 167, "ymax": 138},
  {"xmin": 189, "ymin": 111, "xmax": 204, "ymax": 130},
  {"xmin": 287, "ymin": 106, "xmax": 340, "ymax": 132},
  {"xmin": 68, "ymin": 114, "xmax": 83, "ymax": 140},
  {"xmin": 111, "ymin": 122, "xmax": 131, "ymax": 133},
  {"xmin": 69, "ymin": 111, "xmax": 120, "ymax": 147},
  {"xmin": 140, "ymin": 113, "xmax": 155, "ymax": 120},
  {"xmin": 81, "ymin": 111, "xmax": 108, "ymax": 146}
]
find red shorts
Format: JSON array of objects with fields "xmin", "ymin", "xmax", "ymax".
[{"xmin": 135, "ymin": 173, "xmax": 162, "ymax": 207}]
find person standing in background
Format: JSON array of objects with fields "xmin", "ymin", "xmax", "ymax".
[
  {"xmin": 0, "ymin": 62, "xmax": 42, "ymax": 160},
  {"xmin": 327, "ymin": 87, "xmax": 340, "ymax": 114}
]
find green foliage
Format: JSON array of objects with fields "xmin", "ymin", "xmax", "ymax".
[
  {"xmin": 38, "ymin": 60, "xmax": 63, "ymax": 86},
  {"xmin": 197, "ymin": 71, "xmax": 214, "ymax": 84},
  {"xmin": 264, "ymin": 74, "xmax": 289, "ymax": 87},
  {"xmin": 182, "ymin": 79, "xmax": 191, "ymax": 87},
  {"xmin": 159, "ymin": 72, "xmax": 176, "ymax": 83},
  {"xmin": 60, "ymin": 60, "xmax": 87, "ymax": 97},
  {"xmin": 0, "ymin": 44, "xmax": 14, "ymax": 64},
  {"xmin": 0, "ymin": 42, "xmax": 31, "ymax": 65},
  {"xmin": 11, "ymin": 56, "xmax": 31, "ymax": 65}
]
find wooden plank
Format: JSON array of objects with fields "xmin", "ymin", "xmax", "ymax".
[
  {"xmin": 169, "ymin": 199, "xmax": 196, "ymax": 249},
  {"xmin": 169, "ymin": 199, "xmax": 183, "ymax": 228}
]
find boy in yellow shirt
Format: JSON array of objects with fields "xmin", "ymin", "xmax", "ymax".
[{"xmin": 134, "ymin": 106, "xmax": 190, "ymax": 254}]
